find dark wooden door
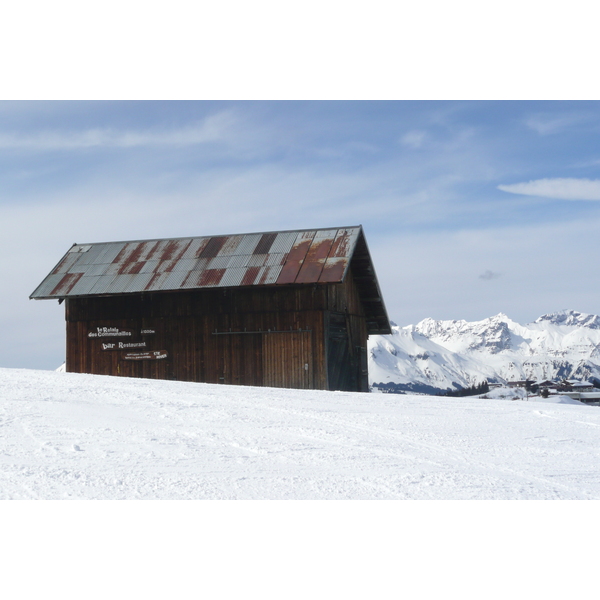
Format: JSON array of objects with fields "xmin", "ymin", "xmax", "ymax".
[{"xmin": 262, "ymin": 331, "xmax": 312, "ymax": 389}]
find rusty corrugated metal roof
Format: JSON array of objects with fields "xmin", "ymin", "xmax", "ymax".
[{"xmin": 30, "ymin": 226, "xmax": 391, "ymax": 334}]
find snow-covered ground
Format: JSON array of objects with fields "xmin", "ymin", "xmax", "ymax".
[
  {"xmin": 478, "ymin": 385, "xmax": 585, "ymax": 404},
  {"xmin": 2, "ymin": 367, "xmax": 600, "ymax": 500}
]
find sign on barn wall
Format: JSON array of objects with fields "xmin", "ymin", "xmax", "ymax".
[
  {"xmin": 88, "ymin": 327, "xmax": 132, "ymax": 338},
  {"xmin": 101, "ymin": 341, "xmax": 147, "ymax": 350},
  {"xmin": 88, "ymin": 326, "xmax": 157, "ymax": 338},
  {"xmin": 88, "ymin": 325, "xmax": 165, "ymax": 361},
  {"xmin": 123, "ymin": 351, "xmax": 168, "ymax": 361}
]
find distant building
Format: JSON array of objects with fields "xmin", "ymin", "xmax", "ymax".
[
  {"xmin": 557, "ymin": 380, "xmax": 594, "ymax": 393},
  {"xmin": 507, "ymin": 380, "xmax": 534, "ymax": 389},
  {"xmin": 31, "ymin": 226, "xmax": 391, "ymax": 392}
]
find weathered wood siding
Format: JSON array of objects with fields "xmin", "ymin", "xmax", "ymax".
[
  {"xmin": 324, "ymin": 270, "xmax": 369, "ymax": 391},
  {"xmin": 65, "ymin": 271, "xmax": 369, "ymax": 391}
]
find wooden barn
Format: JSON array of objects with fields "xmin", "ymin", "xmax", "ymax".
[{"xmin": 30, "ymin": 226, "xmax": 391, "ymax": 392}]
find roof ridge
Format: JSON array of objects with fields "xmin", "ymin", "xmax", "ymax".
[{"xmin": 73, "ymin": 225, "xmax": 363, "ymax": 247}]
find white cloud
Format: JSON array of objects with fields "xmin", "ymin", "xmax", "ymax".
[
  {"xmin": 400, "ymin": 130, "xmax": 427, "ymax": 148},
  {"xmin": 525, "ymin": 113, "xmax": 588, "ymax": 135},
  {"xmin": 498, "ymin": 178, "xmax": 600, "ymax": 201},
  {"xmin": 0, "ymin": 111, "xmax": 235, "ymax": 151}
]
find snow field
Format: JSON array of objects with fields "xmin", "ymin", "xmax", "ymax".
[{"xmin": 1, "ymin": 367, "xmax": 599, "ymax": 500}]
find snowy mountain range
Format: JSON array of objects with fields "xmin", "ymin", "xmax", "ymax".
[{"xmin": 368, "ymin": 310, "xmax": 600, "ymax": 394}]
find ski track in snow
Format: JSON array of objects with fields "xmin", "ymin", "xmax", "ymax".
[{"xmin": 1, "ymin": 367, "xmax": 599, "ymax": 500}]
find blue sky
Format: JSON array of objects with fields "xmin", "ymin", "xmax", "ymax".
[{"xmin": 3, "ymin": 100, "xmax": 600, "ymax": 369}]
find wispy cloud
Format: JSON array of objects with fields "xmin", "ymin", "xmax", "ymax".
[
  {"xmin": 400, "ymin": 130, "xmax": 427, "ymax": 148},
  {"xmin": 525, "ymin": 113, "xmax": 589, "ymax": 135},
  {"xmin": 570, "ymin": 157, "xmax": 600, "ymax": 169},
  {"xmin": 498, "ymin": 178, "xmax": 600, "ymax": 201},
  {"xmin": 0, "ymin": 111, "xmax": 235, "ymax": 151},
  {"xmin": 479, "ymin": 270, "xmax": 501, "ymax": 281}
]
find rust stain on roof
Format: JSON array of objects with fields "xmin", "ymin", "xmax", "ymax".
[
  {"xmin": 241, "ymin": 266, "xmax": 260, "ymax": 286},
  {"xmin": 117, "ymin": 243, "xmax": 144, "ymax": 275},
  {"xmin": 121, "ymin": 261, "xmax": 146, "ymax": 275},
  {"xmin": 199, "ymin": 237, "xmax": 227, "ymax": 259},
  {"xmin": 51, "ymin": 252, "xmax": 78, "ymax": 275},
  {"xmin": 328, "ymin": 229, "xmax": 352, "ymax": 258},
  {"xmin": 198, "ymin": 268, "xmax": 226, "ymax": 286},
  {"xmin": 295, "ymin": 237, "xmax": 335, "ymax": 284},
  {"xmin": 159, "ymin": 240, "xmax": 180, "ymax": 262},
  {"xmin": 193, "ymin": 238, "xmax": 211, "ymax": 258},
  {"xmin": 50, "ymin": 272, "xmax": 83, "ymax": 296},
  {"xmin": 164, "ymin": 240, "xmax": 193, "ymax": 272},
  {"xmin": 275, "ymin": 233, "xmax": 315, "ymax": 284},
  {"xmin": 220, "ymin": 235, "xmax": 243, "ymax": 255},
  {"xmin": 111, "ymin": 245, "xmax": 128, "ymax": 266},
  {"xmin": 144, "ymin": 272, "xmax": 162, "ymax": 291},
  {"xmin": 258, "ymin": 266, "xmax": 277, "ymax": 285},
  {"xmin": 253, "ymin": 232, "xmax": 277, "ymax": 255},
  {"xmin": 319, "ymin": 258, "xmax": 347, "ymax": 283},
  {"xmin": 145, "ymin": 241, "xmax": 162, "ymax": 261}
]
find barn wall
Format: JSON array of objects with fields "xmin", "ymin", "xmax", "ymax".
[
  {"xmin": 65, "ymin": 285, "xmax": 330, "ymax": 389},
  {"xmin": 323, "ymin": 269, "xmax": 369, "ymax": 391},
  {"xmin": 65, "ymin": 268, "xmax": 370, "ymax": 391}
]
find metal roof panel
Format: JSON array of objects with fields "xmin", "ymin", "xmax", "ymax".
[
  {"xmin": 74, "ymin": 244, "xmax": 105, "ymax": 266},
  {"xmin": 218, "ymin": 235, "xmax": 244, "ymax": 256},
  {"xmin": 270, "ymin": 231, "xmax": 299, "ymax": 255},
  {"xmin": 88, "ymin": 275, "xmax": 118, "ymax": 295},
  {"xmin": 207, "ymin": 256, "xmax": 232, "ymax": 270},
  {"xmin": 121, "ymin": 272, "xmax": 155, "ymax": 294},
  {"xmin": 72, "ymin": 263, "xmax": 110, "ymax": 277},
  {"xmin": 257, "ymin": 265, "xmax": 283, "ymax": 285},
  {"xmin": 246, "ymin": 254, "xmax": 268, "ymax": 268},
  {"xmin": 218, "ymin": 267, "xmax": 247, "ymax": 288},
  {"xmin": 180, "ymin": 237, "xmax": 210, "ymax": 259},
  {"xmin": 51, "ymin": 252, "xmax": 81, "ymax": 275},
  {"xmin": 264, "ymin": 253, "xmax": 287, "ymax": 267},
  {"xmin": 328, "ymin": 227, "xmax": 360, "ymax": 259},
  {"xmin": 161, "ymin": 270, "xmax": 190, "ymax": 290},
  {"xmin": 68, "ymin": 275, "xmax": 103, "ymax": 297},
  {"xmin": 94, "ymin": 243, "xmax": 127, "ymax": 265},
  {"xmin": 139, "ymin": 260, "xmax": 161, "ymax": 274},
  {"xmin": 275, "ymin": 231, "xmax": 316, "ymax": 284},
  {"xmin": 234, "ymin": 234, "xmax": 261, "ymax": 255},
  {"xmin": 227, "ymin": 254, "xmax": 252, "ymax": 268},
  {"xmin": 104, "ymin": 274, "xmax": 138, "ymax": 295},
  {"xmin": 295, "ymin": 229, "xmax": 338, "ymax": 284},
  {"xmin": 30, "ymin": 274, "xmax": 64, "ymax": 298}
]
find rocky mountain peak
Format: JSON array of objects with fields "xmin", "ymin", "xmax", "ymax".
[
  {"xmin": 535, "ymin": 310, "xmax": 600, "ymax": 329},
  {"xmin": 369, "ymin": 310, "xmax": 600, "ymax": 394}
]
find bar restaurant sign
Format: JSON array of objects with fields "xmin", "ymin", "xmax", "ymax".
[{"xmin": 88, "ymin": 326, "xmax": 167, "ymax": 361}]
